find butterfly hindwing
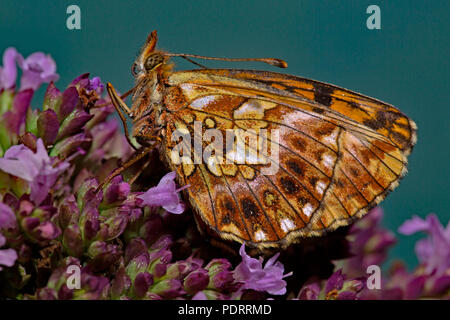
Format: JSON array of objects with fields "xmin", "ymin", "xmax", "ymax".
[{"xmin": 160, "ymin": 69, "xmax": 416, "ymax": 248}]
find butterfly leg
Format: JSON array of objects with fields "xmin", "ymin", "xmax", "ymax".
[
  {"xmin": 126, "ymin": 156, "xmax": 153, "ymax": 186},
  {"xmin": 106, "ymin": 82, "xmax": 139, "ymax": 150},
  {"xmin": 90, "ymin": 86, "xmax": 134, "ymax": 110},
  {"xmin": 96, "ymin": 145, "xmax": 155, "ymax": 191}
]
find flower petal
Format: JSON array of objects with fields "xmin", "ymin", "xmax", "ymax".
[
  {"xmin": 0, "ymin": 48, "xmax": 19, "ymax": 90},
  {"xmin": 0, "ymin": 248, "xmax": 17, "ymax": 268},
  {"xmin": 398, "ymin": 215, "xmax": 430, "ymax": 235},
  {"xmin": 0, "ymin": 202, "xmax": 16, "ymax": 229},
  {"xmin": 18, "ymin": 52, "xmax": 59, "ymax": 91}
]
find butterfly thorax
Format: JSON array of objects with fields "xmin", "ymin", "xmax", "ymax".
[{"xmin": 130, "ymin": 71, "xmax": 167, "ymax": 145}]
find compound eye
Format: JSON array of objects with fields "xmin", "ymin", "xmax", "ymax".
[
  {"xmin": 131, "ymin": 63, "xmax": 141, "ymax": 76},
  {"xmin": 144, "ymin": 53, "xmax": 164, "ymax": 71}
]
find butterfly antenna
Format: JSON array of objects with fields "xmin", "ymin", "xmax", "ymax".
[
  {"xmin": 167, "ymin": 53, "xmax": 288, "ymax": 68},
  {"xmin": 180, "ymin": 56, "xmax": 208, "ymax": 69}
]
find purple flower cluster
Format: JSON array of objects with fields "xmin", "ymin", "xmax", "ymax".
[
  {"xmin": 399, "ymin": 214, "xmax": 450, "ymax": 275},
  {"xmin": 0, "ymin": 47, "xmax": 448, "ymax": 300},
  {"xmin": 0, "ymin": 138, "xmax": 69, "ymax": 205},
  {"xmin": 0, "ymin": 47, "xmax": 58, "ymax": 91},
  {"xmin": 0, "ymin": 202, "xmax": 17, "ymax": 270},
  {"xmin": 296, "ymin": 208, "xmax": 450, "ymax": 300}
]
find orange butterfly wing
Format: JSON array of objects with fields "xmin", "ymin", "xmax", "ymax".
[{"xmin": 160, "ymin": 69, "xmax": 416, "ymax": 248}]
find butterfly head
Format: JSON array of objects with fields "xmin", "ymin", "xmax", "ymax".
[{"xmin": 132, "ymin": 30, "xmax": 170, "ymax": 78}]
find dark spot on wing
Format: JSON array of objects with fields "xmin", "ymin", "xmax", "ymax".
[
  {"xmin": 298, "ymin": 196, "xmax": 307, "ymax": 206},
  {"xmin": 363, "ymin": 111, "xmax": 387, "ymax": 130},
  {"xmin": 286, "ymin": 160, "xmax": 305, "ymax": 177},
  {"xmin": 291, "ymin": 136, "xmax": 307, "ymax": 152},
  {"xmin": 349, "ymin": 167, "xmax": 359, "ymax": 177},
  {"xmin": 309, "ymin": 176, "xmax": 318, "ymax": 188},
  {"xmin": 241, "ymin": 198, "xmax": 259, "ymax": 218},
  {"xmin": 221, "ymin": 214, "xmax": 231, "ymax": 225},
  {"xmin": 223, "ymin": 199, "xmax": 235, "ymax": 213},
  {"xmin": 280, "ymin": 177, "xmax": 299, "ymax": 194},
  {"xmin": 314, "ymin": 149, "xmax": 325, "ymax": 162},
  {"xmin": 313, "ymin": 83, "xmax": 334, "ymax": 107}
]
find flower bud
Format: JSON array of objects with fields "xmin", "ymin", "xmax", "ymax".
[
  {"xmin": 50, "ymin": 132, "xmax": 92, "ymax": 158},
  {"xmin": 150, "ymin": 278, "xmax": 184, "ymax": 299},
  {"xmin": 153, "ymin": 262, "xmax": 167, "ymax": 279},
  {"xmin": 18, "ymin": 199, "xmax": 34, "ymax": 218},
  {"xmin": 150, "ymin": 235, "xmax": 172, "ymax": 251},
  {"xmin": 80, "ymin": 206, "xmax": 100, "ymax": 241},
  {"xmin": 85, "ymin": 101, "xmax": 114, "ymax": 129},
  {"xmin": 18, "ymin": 132, "xmax": 37, "ymax": 151},
  {"xmin": 209, "ymin": 270, "xmax": 235, "ymax": 291},
  {"xmin": 58, "ymin": 195, "xmax": 79, "ymax": 229},
  {"xmin": 43, "ymin": 82, "xmax": 62, "ymax": 112},
  {"xmin": 124, "ymin": 238, "xmax": 148, "ymax": 265},
  {"xmin": 139, "ymin": 214, "xmax": 163, "ymax": 244},
  {"xmin": 62, "ymin": 223, "xmax": 83, "ymax": 257},
  {"xmin": 206, "ymin": 258, "xmax": 232, "ymax": 277},
  {"xmin": 110, "ymin": 264, "xmax": 131, "ymax": 299},
  {"xmin": 298, "ymin": 283, "xmax": 320, "ymax": 300},
  {"xmin": 57, "ymin": 86, "xmax": 79, "ymax": 121},
  {"xmin": 87, "ymin": 241, "xmax": 122, "ymax": 272},
  {"xmin": 3, "ymin": 89, "xmax": 33, "ymax": 136},
  {"xmin": 165, "ymin": 261, "xmax": 192, "ymax": 280},
  {"xmin": 126, "ymin": 252, "xmax": 150, "ymax": 282},
  {"xmin": 22, "ymin": 217, "xmax": 60, "ymax": 243},
  {"xmin": 149, "ymin": 249, "xmax": 172, "ymax": 269},
  {"xmin": 35, "ymin": 221, "xmax": 61, "ymax": 241},
  {"xmin": 56, "ymin": 108, "xmax": 93, "ymax": 140},
  {"xmin": 103, "ymin": 176, "xmax": 130, "ymax": 204},
  {"xmin": 37, "ymin": 109, "xmax": 59, "ymax": 146},
  {"xmin": 77, "ymin": 177, "xmax": 101, "ymax": 207},
  {"xmin": 184, "ymin": 268, "xmax": 210, "ymax": 294},
  {"xmin": 75, "ymin": 273, "xmax": 110, "ymax": 300},
  {"xmin": 133, "ymin": 272, "xmax": 154, "ymax": 298}
]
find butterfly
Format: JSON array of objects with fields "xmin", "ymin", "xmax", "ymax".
[{"xmin": 105, "ymin": 30, "xmax": 417, "ymax": 249}]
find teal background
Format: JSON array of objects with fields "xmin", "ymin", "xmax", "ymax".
[{"xmin": 1, "ymin": 0, "xmax": 449, "ymax": 269}]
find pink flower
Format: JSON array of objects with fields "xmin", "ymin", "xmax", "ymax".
[
  {"xmin": 0, "ymin": 202, "xmax": 18, "ymax": 269},
  {"xmin": 137, "ymin": 171, "xmax": 189, "ymax": 214},
  {"xmin": 0, "ymin": 234, "xmax": 17, "ymax": 271},
  {"xmin": 343, "ymin": 207, "xmax": 396, "ymax": 278},
  {"xmin": 0, "ymin": 47, "xmax": 18, "ymax": 90},
  {"xmin": 0, "ymin": 202, "xmax": 16, "ymax": 230},
  {"xmin": 86, "ymin": 76, "xmax": 104, "ymax": 95},
  {"xmin": 17, "ymin": 51, "xmax": 59, "ymax": 91},
  {"xmin": 233, "ymin": 244, "xmax": 292, "ymax": 295},
  {"xmin": 297, "ymin": 283, "xmax": 320, "ymax": 300},
  {"xmin": 0, "ymin": 138, "xmax": 69, "ymax": 205},
  {"xmin": 399, "ymin": 214, "xmax": 450, "ymax": 275}
]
